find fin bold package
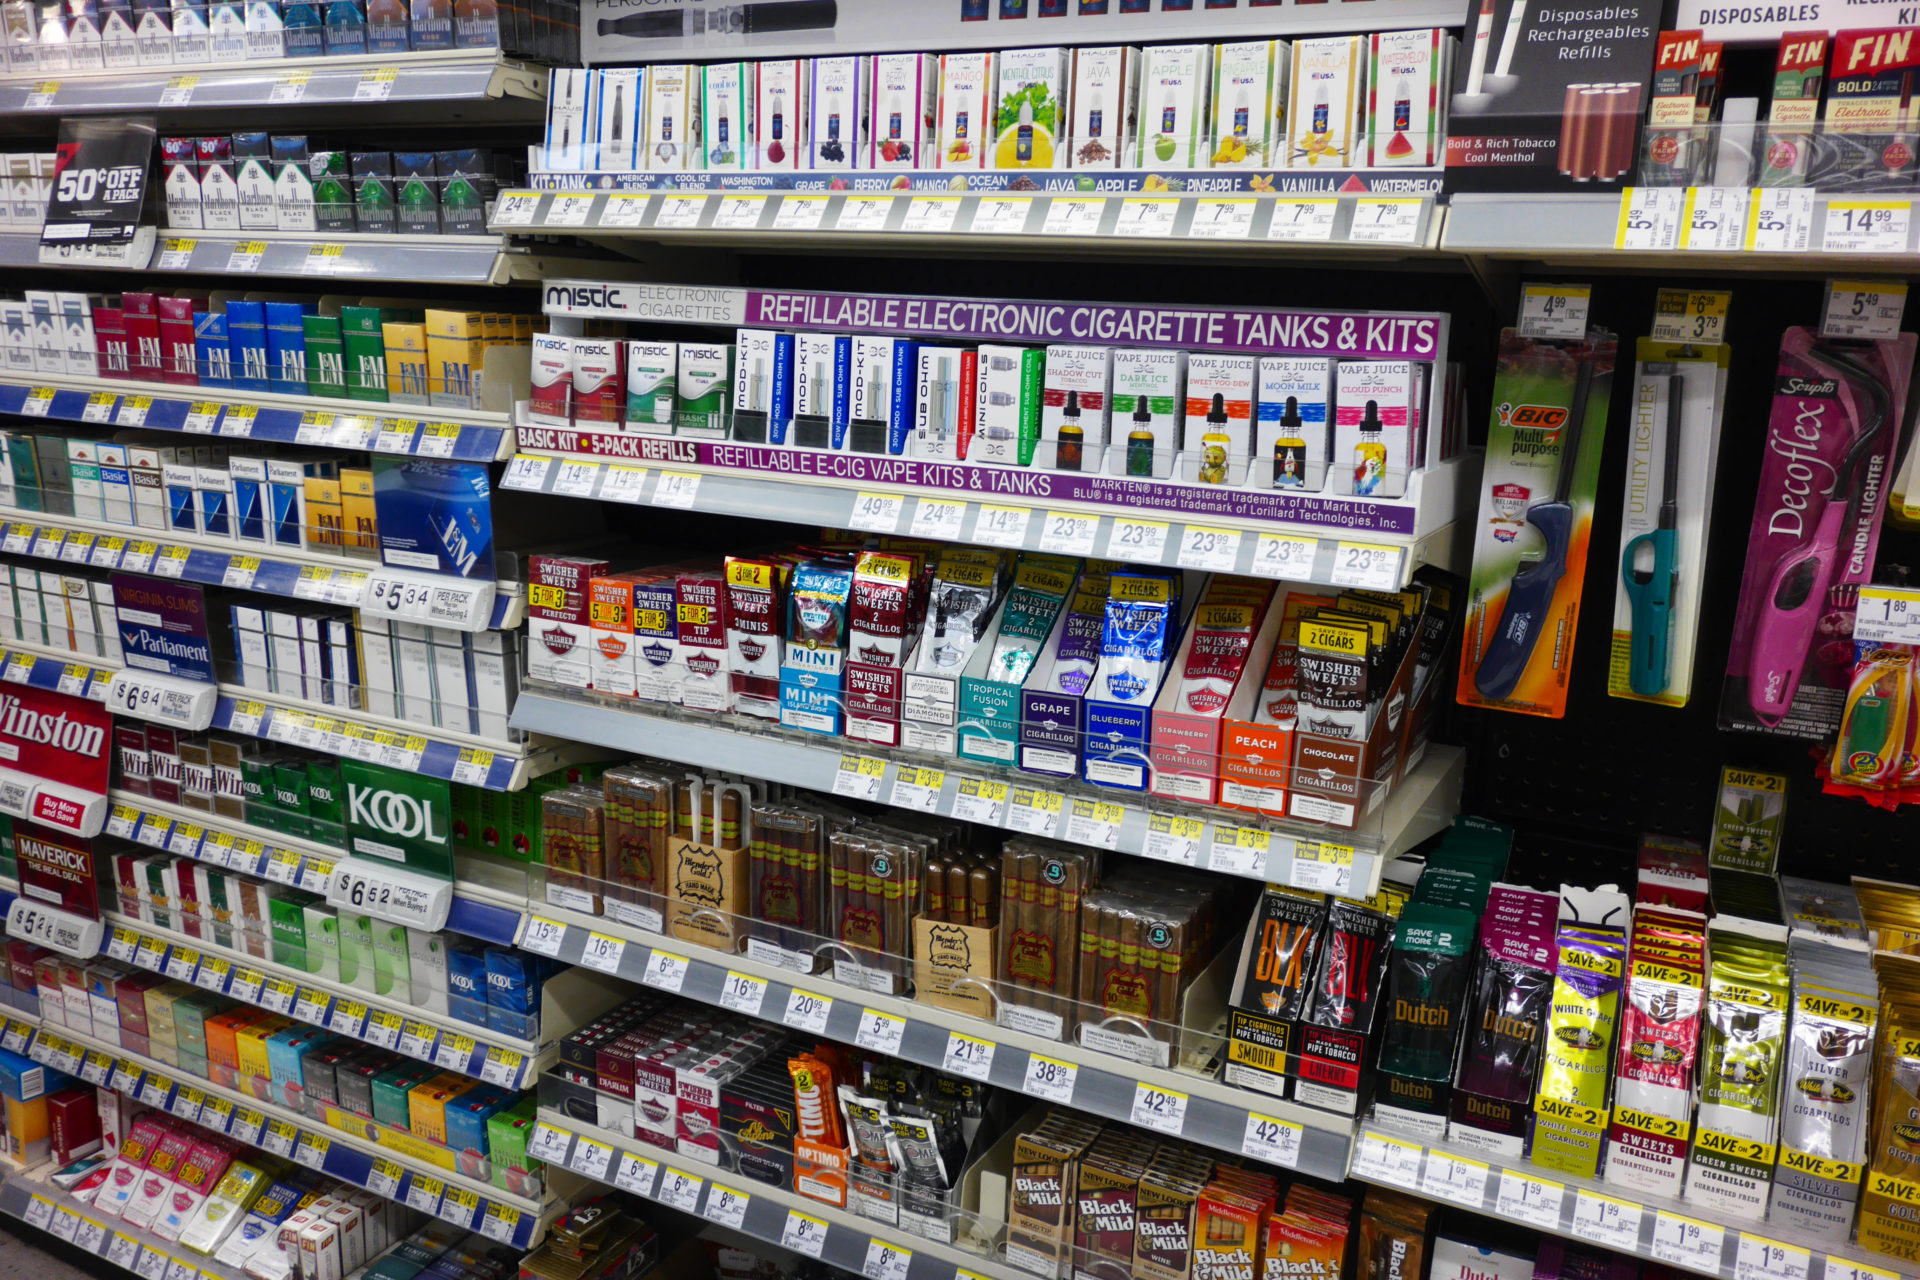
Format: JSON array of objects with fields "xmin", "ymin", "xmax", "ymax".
[
  {"xmin": 1458, "ymin": 329, "xmax": 1616, "ymax": 719},
  {"xmin": 1721, "ymin": 330, "xmax": 1913, "ymax": 741}
]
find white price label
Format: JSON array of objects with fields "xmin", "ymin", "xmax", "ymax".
[
  {"xmin": 971, "ymin": 196, "xmax": 1031, "ymax": 234},
  {"xmin": 599, "ymin": 194, "xmax": 650, "ymax": 229},
  {"xmin": 1615, "ymin": 186, "xmax": 1685, "ymax": 251},
  {"xmin": 1822, "ymin": 279, "xmax": 1908, "ymax": 340},
  {"xmin": 784, "ymin": 989, "xmax": 833, "ymax": 1035},
  {"xmin": 49, "ymin": 1207, "xmax": 81, "ymax": 1242},
  {"xmin": 73, "ymin": 1217, "xmax": 106, "ymax": 1252},
  {"xmin": 570, "ymin": 1138, "xmax": 615, "ymax": 1182},
  {"xmin": 942, "ymin": 1032, "xmax": 995, "ymax": 1080},
  {"xmin": 1517, "ymin": 285, "xmax": 1592, "ymax": 341},
  {"xmin": 366, "ymin": 1158, "xmax": 403, "ymax": 1199},
  {"xmin": 1681, "ymin": 185, "xmax": 1749, "ymax": 251},
  {"xmin": 1142, "ymin": 814, "xmax": 1204, "ymax": 867},
  {"xmin": 1106, "ymin": 517, "xmax": 1169, "ymax": 562},
  {"xmin": 354, "ymin": 67, "xmax": 395, "ymax": 100},
  {"xmin": 1649, "ymin": 288, "xmax": 1732, "ymax": 344},
  {"xmin": 712, "ymin": 195, "xmax": 766, "ymax": 229},
  {"xmin": 1331, "ymin": 541, "xmax": 1399, "ymax": 589},
  {"xmin": 501, "ymin": 455, "xmax": 552, "ymax": 492},
  {"xmin": 580, "ymin": 931, "xmax": 627, "ymax": 974},
  {"xmin": 1037, "ymin": 510, "xmax": 1098, "ymax": 555},
  {"xmin": 613, "ymin": 1153, "xmax": 660, "ymax": 1196},
  {"xmin": 950, "ymin": 777, "xmax": 1008, "ymax": 825},
  {"xmin": 1651, "ymin": 1213, "xmax": 1724, "ymax": 1271},
  {"xmin": 491, "ymin": 192, "xmax": 540, "ymax": 226},
  {"xmin": 655, "ymin": 195, "xmax": 706, "ymax": 229},
  {"xmin": 156, "ymin": 238, "xmax": 196, "ymax": 270},
  {"xmin": 719, "ymin": 971, "xmax": 767, "ymax": 1016},
  {"xmin": 642, "ymin": 949, "xmax": 689, "ymax": 992},
  {"xmin": 1248, "ymin": 533, "xmax": 1319, "ymax": 581},
  {"xmin": 546, "ymin": 193, "xmax": 595, "ymax": 227},
  {"xmin": 1022, "ymin": 1054, "xmax": 1077, "ymax": 1104},
  {"xmin": 1177, "ymin": 525, "xmax": 1240, "ymax": 571},
  {"xmin": 134, "ymin": 1248, "xmax": 169, "ymax": 1280},
  {"xmin": 1291, "ymin": 841, "xmax": 1355, "ymax": 895},
  {"xmin": 1042, "ymin": 196, "xmax": 1105, "ymax": 236},
  {"xmin": 225, "ymin": 240, "xmax": 267, "ymax": 273},
  {"xmin": 364, "ymin": 1011, "xmax": 401, "ymax": 1050},
  {"xmin": 703, "ymin": 1184, "xmax": 751, "ymax": 1229},
  {"xmin": 772, "ymin": 196, "xmax": 828, "ymax": 230},
  {"xmin": 909, "ymin": 499, "xmax": 966, "ymax": 541},
  {"xmin": 1492, "ymin": 1169, "xmax": 1561, "ymax": 1227},
  {"xmin": 653, "ymin": 471, "xmax": 702, "ymax": 509},
  {"xmin": 889, "ymin": 766, "xmax": 945, "ymax": 812},
  {"xmin": 658, "ymin": 1168, "xmax": 704, "ymax": 1213},
  {"xmin": 106, "ymin": 1236, "xmax": 140, "ymax": 1272},
  {"xmin": 863, "ymin": 1240, "xmax": 912, "ymax": 1280},
  {"xmin": 1823, "ymin": 199, "xmax": 1912, "ymax": 254},
  {"xmin": 1734, "ymin": 1235, "xmax": 1808, "ymax": 1280},
  {"xmin": 832, "ymin": 754, "xmax": 887, "ymax": 801},
  {"xmin": 527, "ymin": 1124, "xmax": 574, "ymax": 1165},
  {"xmin": 1115, "ymin": 197, "xmax": 1178, "ymax": 238},
  {"xmin": 80, "ymin": 392, "xmax": 117, "ymax": 423},
  {"xmin": 24, "ymin": 1195, "xmax": 54, "ymax": 1230},
  {"xmin": 836, "ymin": 195, "xmax": 894, "ymax": 231},
  {"xmin": 972, "ymin": 504, "xmax": 1030, "ymax": 548},
  {"xmin": 1241, "ymin": 1114, "xmax": 1303, "ymax": 1168},
  {"xmin": 1745, "ymin": 186, "xmax": 1815, "ymax": 253},
  {"xmin": 1063, "ymin": 798, "xmax": 1124, "ymax": 851},
  {"xmin": 1209, "ymin": 826, "xmax": 1270, "ymax": 878},
  {"xmin": 1857, "ymin": 587, "xmax": 1920, "ymax": 646},
  {"xmin": 1189, "ymin": 198, "xmax": 1255, "ymax": 239},
  {"xmin": 1572, "ymin": 1191, "xmax": 1643, "ymax": 1252},
  {"xmin": 780, "ymin": 1211, "xmax": 829, "ymax": 1257},
  {"xmin": 1350, "ymin": 197, "xmax": 1425, "ymax": 244},
  {"xmin": 520, "ymin": 916, "xmax": 566, "ymax": 957},
  {"xmin": 405, "ymin": 1176, "xmax": 444, "ymax": 1215},
  {"xmin": 1267, "ymin": 198, "xmax": 1338, "ymax": 242},
  {"xmin": 902, "ymin": 197, "xmax": 961, "ymax": 233},
  {"xmin": 1005, "ymin": 788, "xmax": 1062, "ymax": 837},
  {"xmin": 1353, "ymin": 1132, "xmax": 1423, "ymax": 1186},
  {"xmin": 855, "ymin": 1009, "xmax": 906, "ymax": 1055},
  {"xmin": 1130, "ymin": 1083, "xmax": 1189, "ymax": 1136},
  {"xmin": 1419, "ymin": 1152, "xmax": 1489, "ymax": 1205},
  {"xmin": 849, "ymin": 491, "xmax": 905, "ymax": 532},
  {"xmin": 601, "ymin": 465, "xmax": 648, "ymax": 503}
]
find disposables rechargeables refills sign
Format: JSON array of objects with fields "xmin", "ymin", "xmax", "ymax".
[{"xmin": 1444, "ymin": 0, "xmax": 1664, "ymax": 192}]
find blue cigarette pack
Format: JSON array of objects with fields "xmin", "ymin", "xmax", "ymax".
[
  {"xmin": 445, "ymin": 942, "xmax": 489, "ymax": 1029},
  {"xmin": 193, "ymin": 311, "xmax": 232, "ymax": 388},
  {"xmin": 232, "ymin": 457, "xmax": 268, "ymax": 544},
  {"xmin": 264, "ymin": 301, "xmax": 312, "ymax": 396},
  {"xmin": 224, "ymin": 300, "xmax": 271, "ymax": 393},
  {"xmin": 371, "ymin": 458, "xmax": 494, "ymax": 579},
  {"xmin": 444, "ymin": 1087, "xmax": 509, "ymax": 1177}
]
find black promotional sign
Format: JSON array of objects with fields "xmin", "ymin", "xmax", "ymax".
[
  {"xmin": 1443, "ymin": 0, "xmax": 1664, "ymax": 193},
  {"xmin": 42, "ymin": 115, "xmax": 154, "ymax": 248}
]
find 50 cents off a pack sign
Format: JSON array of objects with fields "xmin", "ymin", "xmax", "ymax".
[{"xmin": 41, "ymin": 116, "xmax": 154, "ymax": 250}]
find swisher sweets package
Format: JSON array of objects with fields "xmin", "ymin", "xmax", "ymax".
[
  {"xmin": 1720, "ymin": 330, "xmax": 1913, "ymax": 742},
  {"xmin": 1458, "ymin": 330, "xmax": 1616, "ymax": 719}
]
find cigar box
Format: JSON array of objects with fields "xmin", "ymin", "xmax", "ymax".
[
  {"xmin": 675, "ymin": 571, "xmax": 731, "ymax": 712},
  {"xmin": 724, "ymin": 558, "xmax": 785, "ymax": 721},
  {"xmin": 1219, "ymin": 590, "xmax": 1333, "ymax": 818},
  {"xmin": 1081, "ymin": 583, "xmax": 1197, "ymax": 795},
  {"xmin": 1193, "ymin": 1183, "xmax": 1267, "ymax": 1280},
  {"xmin": 1135, "ymin": 1161, "xmax": 1204, "ymax": 1280},
  {"xmin": 666, "ymin": 804, "xmax": 750, "ymax": 952},
  {"xmin": 1075, "ymin": 1141, "xmax": 1150, "ymax": 1280},
  {"xmin": 1286, "ymin": 592, "xmax": 1427, "ymax": 830},
  {"xmin": 912, "ymin": 916, "xmax": 996, "ymax": 1020}
]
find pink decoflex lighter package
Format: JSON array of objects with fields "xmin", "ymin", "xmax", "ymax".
[{"xmin": 1720, "ymin": 329, "xmax": 1914, "ymax": 741}]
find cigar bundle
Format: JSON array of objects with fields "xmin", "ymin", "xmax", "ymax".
[
  {"xmin": 603, "ymin": 764, "xmax": 676, "ymax": 928},
  {"xmin": 1075, "ymin": 867, "xmax": 1230, "ymax": 1053},
  {"xmin": 999, "ymin": 841, "xmax": 1102, "ymax": 1036}
]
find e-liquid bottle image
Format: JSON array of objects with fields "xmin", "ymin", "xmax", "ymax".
[
  {"xmin": 1088, "ymin": 89, "xmax": 1104, "ymax": 141},
  {"xmin": 1126, "ymin": 394, "xmax": 1154, "ymax": 477},
  {"xmin": 1353, "ymin": 398, "xmax": 1387, "ymax": 496},
  {"xmin": 1312, "ymin": 81, "xmax": 1329, "ymax": 137},
  {"xmin": 1016, "ymin": 100, "xmax": 1035, "ymax": 164},
  {"xmin": 961, "ymin": 0, "xmax": 987, "ymax": 17},
  {"xmin": 1233, "ymin": 91, "xmax": 1250, "ymax": 140},
  {"xmin": 1057, "ymin": 390, "xmax": 1083, "ymax": 470},
  {"xmin": 1385, "ymin": 94, "xmax": 1414, "ymax": 159},
  {"xmin": 1161, "ymin": 89, "xmax": 1177, "ymax": 136},
  {"xmin": 1273, "ymin": 395, "xmax": 1305, "ymax": 489},
  {"xmin": 1198, "ymin": 392, "xmax": 1231, "ymax": 485}
]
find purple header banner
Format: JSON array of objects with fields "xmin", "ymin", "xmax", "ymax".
[{"xmin": 514, "ymin": 426, "xmax": 1419, "ymax": 537}]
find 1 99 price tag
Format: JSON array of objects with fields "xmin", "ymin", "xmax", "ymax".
[
  {"xmin": 1650, "ymin": 1212, "xmax": 1723, "ymax": 1271},
  {"xmin": 1571, "ymin": 1190, "xmax": 1642, "ymax": 1251},
  {"xmin": 1734, "ymin": 1236, "xmax": 1808, "ymax": 1280}
]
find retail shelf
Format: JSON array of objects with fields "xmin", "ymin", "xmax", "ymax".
[
  {"xmin": 0, "ymin": 374, "xmax": 516, "ymax": 463},
  {"xmin": 1348, "ymin": 1127, "xmax": 1904, "ymax": 1280},
  {"xmin": 0, "ymin": 641, "xmax": 553, "ymax": 791},
  {"xmin": 510, "ymin": 690, "xmax": 1463, "ymax": 899},
  {"xmin": 0, "ymin": 50, "xmax": 545, "ymax": 117},
  {"xmin": 19, "ymin": 1019, "xmax": 556, "ymax": 1248},
  {"xmin": 1445, "ymin": 189, "xmax": 1920, "ymax": 272},
  {"xmin": 500, "ymin": 448, "xmax": 1469, "ymax": 586},
  {"xmin": 0, "ymin": 510, "xmax": 524, "ymax": 630},
  {"xmin": 495, "ymin": 186, "xmax": 1445, "ymax": 258},
  {"xmin": 518, "ymin": 897, "xmax": 1357, "ymax": 1183},
  {"xmin": 530, "ymin": 1110, "xmax": 1023, "ymax": 1280},
  {"xmin": 104, "ymin": 790, "xmax": 533, "ymax": 947},
  {"xmin": 100, "ymin": 910, "xmax": 550, "ymax": 1091},
  {"xmin": 0, "ymin": 1162, "xmax": 255, "ymax": 1280}
]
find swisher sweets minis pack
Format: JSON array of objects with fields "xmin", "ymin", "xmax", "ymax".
[
  {"xmin": 1458, "ymin": 330, "xmax": 1616, "ymax": 719},
  {"xmin": 1721, "ymin": 331, "xmax": 1912, "ymax": 742}
]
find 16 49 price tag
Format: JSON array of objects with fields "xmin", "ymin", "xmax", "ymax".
[{"xmin": 719, "ymin": 971, "xmax": 766, "ymax": 1016}]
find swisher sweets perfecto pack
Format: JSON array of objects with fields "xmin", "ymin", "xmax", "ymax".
[
  {"xmin": 1458, "ymin": 330, "xmax": 1617, "ymax": 719},
  {"xmin": 1720, "ymin": 331, "xmax": 1913, "ymax": 742}
]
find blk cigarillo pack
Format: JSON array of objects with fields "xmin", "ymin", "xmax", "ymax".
[
  {"xmin": 1226, "ymin": 887, "xmax": 1328, "ymax": 1102},
  {"xmin": 1448, "ymin": 884, "xmax": 1557, "ymax": 1156}
]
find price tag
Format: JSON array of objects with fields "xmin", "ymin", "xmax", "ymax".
[
  {"xmin": 601, "ymin": 465, "xmax": 648, "ymax": 504},
  {"xmin": 1130, "ymin": 1083, "xmax": 1189, "ymax": 1136},
  {"xmin": 328, "ymin": 999, "xmax": 368, "ymax": 1037},
  {"xmin": 479, "ymin": 1205, "xmax": 522, "ymax": 1245},
  {"xmin": 1115, "ymin": 197, "xmax": 1178, "ymax": 238},
  {"xmin": 134, "ymin": 1248, "xmax": 169, "ymax": 1280},
  {"xmin": 1745, "ymin": 185, "xmax": 1815, "ymax": 253},
  {"xmin": 971, "ymin": 196, "xmax": 1031, "ymax": 234},
  {"xmin": 1190, "ymin": 198, "xmax": 1255, "ymax": 239},
  {"xmin": 950, "ymin": 777, "xmax": 1008, "ymax": 825},
  {"xmin": 60, "ymin": 532, "xmax": 93, "ymax": 566},
  {"xmin": 1177, "ymin": 525, "xmax": 1240, "ymax": 571},
  {"xmin": 153, "ymin": 546, "xmax": 189, "ymax": 578},
  {"xmin": 1651, "ymin": 1213, "xmax": 1724, "ymax": 1271},
  {"xmin": 527, "ymin": 1123, "xmax": 574, "ymax": 1166},
  {"xmin": 416, "ymin": 423, "xmax": 462, "ymax": 458},
  {"xmin": 1142, "ymin": 813, "xmax": 1204, "ymax": 867},
  {"xmin": 1822, "ymin": 279, "xmax": 1908, "ymax": 341},
  {"xmin": 1006, "ymin": 787, "xmax": 1063, "ymax": 837},
  {"xmin": 1350, "ymin": 197, "xmax": 1425, "ymax": 244},
  {"xmin": 773, "ymin": 195, "xmax": 828, "ymax": 230},
  {"xmin": 223, "ymin": 555, "xmax": 260, "ymax": 589},
  {"xmin": 653, "ymin": 471, "xmax": 701, "ymax": 509},
  {"xmin": 366, "ymin": 1157, "xmax": 403, "ymax": 1199},
  {"xmin": 1352, "ymin": 1132, "xmax": 1423, "ymax": 1185},
  {"xmin": 849, "ymin": 491, "xmax": 905, "ymax": 532},
  {"xmin": 909, "ymin": 498, "xmax": 966, "ymax": 541},
  {"xmin": 703, "ymin": 1183, "xmax": 751, "ymax": 1229},
  {"xmin": 1063, "ymin": 798, "xmax": 1124, "ymax": 850},
  {"xmin": 165, "ymin": 1259, "xmax": 196, "ymax": 1280},
  {"xmin": 1209, "ymin": 825, "xmax": 1270, "ymax": 878},
  {"xmin": 227, "ymin": 968, "xmax": 265, "ymax": 1005},
  {"xmin": 889, "ymin": 766, "xmax": 945, "ymax": 812},
  {"xmin": 107, "ymin": 1236, "xmax": 140, "ymax": 1272},
  {"xmin": 1022, "ymin": 1054, "xmax": 1077, "ymax": 1103},
  {"xmin": 229, "ymin": 1109, "xmax": 266, "ymax": 1146},
  {"xmin": 1858, "ymin": 586, "xmax": 1920, "ymax": 645},
  {"xmin": 1517, "ymin": 285, "xmax": 1592, "ymax": 341},
  {"xmin": 520, "ymin": 916, "xmax": 566, "ymax": 957},
  {"xmin": 642, "ymin": 949, "xmax": 689, "ymax": 992},
  {"xmin": 1332, "ymin": 541, "xmax": 1399, "ymax": 588},
  {"xmin": 1262, "ymin": 197, "xmax": 1338, "ymax": 242},
  {"xmin": 1106, "ymin": 517, "xmax": 1169, "ymax": 562},
  {"xmin": 0, "ymin": 1019, "xmax": 30, "ymax": 1053},
  {"xmin": 259, "ymin": 977, "xmax": 298, "ymax": 1015},
  {"xmin": 1615, "ymin": 186, "xmax": 1685, "ymax": 251},
  {"xmin": 225, "ymin": 240, "xmax": 267, "ymax": 273},
  {"xmin": 832, "ymin": 754, "xmax": 887, "ymax": 801},
  {"xmin": 545, "ymin": 193, "xmax": 595, "ymax": 227},
  {"xmin": 1824, "ymin": 199, "xmax": 1912, "ymax": 254},
  {"xmin": 580, "ymin": 931, "xmax": 627, "ymax": 975},
  {"xmin": 1571, "ymin": 1190, "xmax": 1643, "ymax": 1252},
  {"xmin": 200, "ymin": 1099, "xmax": 234, "ymax": 1134},
  {"xmin": 374, "ymin": 419, "xmax": 417, "ymax": 454},
  {"xmin": 972, "ymin": 504, "xmax": 1030, "ymax": 548},
  {"xmin": 1650, "ymin": 288, "xmax": 1732, "ymax": 344},
  {"xmin": 501, "ymin": 454, "xmax": 551, "ymax": 492},
  {"xmin": 261, "ymin": 1118, "xmax": 299, "ymax": 1157},
  {"xmin": 708, "ymin": 970, "xmax": 765, "ymax": 1017},
  {"xmin": 398, "ymin": 1020, "xmax": 438, "ymax": 1059},
  {"xmin": 32, "ymin": 527, "xmax": 65, "ymax": 557},
  {"xmin": 220, "ymin": 404, "xmax": 259, "ymax": 437},
  {"xmin": 613, "ymin": 1152, "xmax": 660, "ymax": 1195},
  {"xmin": 491, "ymin": 192, "xmax": 541, "ymax": 227},
  {"xmin": 24, "ymin": 1195, "xmax": 53, "ymax": 1229},
  {"xmin": 434, "ymin": 1034, "xmax": 478, "ymax": 1071},
  {"xmin": 1241, "ymin": 1113, "xmax": 1303, "ymax": 1168},
  {"xmin": 901, "ymin": 198, "xmax": 964, "ymax": 234},
  {"xmin": 439, "ymin": 1188, "xmax": 480, "ymax": 1229},
  {"xmin": 784, "ymin": 989, "xmax": 833, "ymax": 1034},
  {"xmin": 942, "ymin": 1032, "xmax": 995, "ymax": 1080},
  {"xmin": 156, "ymin": 237, "xmax": 196, "ymax": 270},
  {"xmin": 79, "ymin": 390, "xmax": 115, "ymax": 423},
  {"xmin": 405, "ymin": 1175, "xmax": 444, "ymax": 1216},
  {"xmin": 1419, "ymin": 1151, "xmax": 1489, "ymax": 1206},
  {"xmin": 0, "ymin": 525, "xmax": 29, "ymax": 555},
  {"xmin": 73, "ymin": 1217, "xmax": 106, "ymax": 1252},
  {"xmin": 855, "ymin": 1009, "xmax": 906, "ymax": 1055},
  {"xmin": 836, "ymin": 195, "xmax": 895, "ymax": 232},
  {"xmin": 1042, "ymin": 196, "xmax": 1105, "ymax": 236},
  {"xmin": 364, "ymin": 1011, "xmax": 402, "ymax": 1051},
  {"xmin": 172, "ymin": 1086, "xmax": 205, "ymax": 1123},
  {"xmin": 109, "ymin": 1060, "xmax": 143, "ymax": 1096},
  {"xmin": 451, "ymin": 747, "xmax": 494, "ymax": 787},
  {"xmin": 1733, "ymin": 1235, "xmax": 1808, "ymax": 1280},
  {"xmin": 863, "ymin": 1240, "xmax": 912, "ymax": 1280},
  {"xmin": 712, "ymin": 195, "xmax": 766, "ymax": 230},
  {"xmin": 1037, "ymin": 510, "xmax": 1098, "ymax": 555},
  {"xmin": 658, "ymin": 1168, "xmax": 705, "ymax": 1213},
  {"xmin": 655, "ymin": 195, "xmax": 706, "ymax": 229},
  {"xmin": 1291, "ymin": 840, "xmax": 1355, "ymax": 895},
  {"xmin": 80, "ymin": 1050, "xmax": 113, "ymax": 1084},
  {"xmin": 91, "ymin": 535, "xmax": 126, "ymax": 569},
  {"xmin": 49, "ymin": 1207, "xmax": 80, "ymax": 1242},
  {"xmin": 544, "ymin": 458, "xmax": 600, "ymax": 499},
  {"xmin": 780, "ymin": 1211, "xmax": 829, "ymax": 1257},
  {"xmin": 354, "ymin": 66, "xmax": 396, "ymax": 99},
  {"xmin": 1679, "ymin": 185, "xmax": 1749, "ymax": 251},
  {"xmin": 164, "ymin": 946, "xmax": 201, "ymax": 983},
  {"xmin": 570, "ymin": 1137, "xmax": 614, "ymax": 1181}
]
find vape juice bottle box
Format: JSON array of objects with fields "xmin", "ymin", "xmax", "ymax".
[
  {"xmin": 644, "ymin": 64, "xmax": 698, "ymax": 172},
  {"xmin": 1068, "ymin": 46, "xmax": 1136, "ymax": 169},
  {"xmin": 1334, "ymin": 359, "xmax": 1417, "ymax": 498},
  {"xmin": 755, "ymin": 60, "xmax": 807, "ymax": 169},
  {"xmin": 995, "ymin": 45, "xmax": 1070, "ymax": 169},
  {"xmin": 936, "ymin": 51, "xmax": 994, "ymax": 169},
  {"xmin": 1286, "ymin": 36, "xmax": 1366, "ymax": 168},
  {"xmin": 868, "ymin": 52, "xmax": 937, "ymax": 169},
  {"xmin": 1257, "ymin": 357, "xmax": 1332, "ymax": 489},
  {"xmin": 1212, "ymin": 39, "xmax": 1286, "ymax": 167},
  {"xmin": 1181, "ymin": 353, "xmax": 1255, "ymax": 460},
  {"xmin": 1040, "ymin": 344, "xmax": 1111, "ymax": 470},
  {"xmin": 808, "ymin": 56, "xmax": 866, "ymax": 170},
  {"xmin": 1137, "ymin": 43, "xmax": 1211, "ymax": 168},
  {"xmin": 701, "ymin": 62, "xmax": 753, "ymax": 171},
  {"xmin": 1369, "ymin": 29, "xmax": 1443, "ymax": 167}
]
